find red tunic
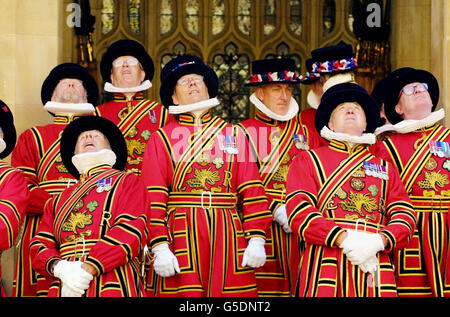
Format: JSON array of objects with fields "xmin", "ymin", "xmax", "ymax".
[
  {"xmin": 30, "ymin": 165, "xmax": 149, "ymax": 297},
  {"xmin": 95, "ymin": 92, "xmax": 173, "ymax": 176},
  {"xmin": 371, "ymin": 124, "xmax": 450, "ymax": 297},
  {"xmin": 297, "ymin": 108, "xmax": 329, "ymax": 149},
  {"xmin": 141, "ymin": 111, "xmax": 272, "ymax": 297},
  {"xmin": 238, "ymin": 111, "xmax": 311, "ymax": 297},
  {"xmin": 0, "ymin": 162, "xmax": 30, "ymax": 296},
  {"xmin": 11, "ymin": 114, "xmax": 79, "ymax": 297},
  {"xmin": 287, "ymin": 140, "xmax": 416, "ymax": 297}
]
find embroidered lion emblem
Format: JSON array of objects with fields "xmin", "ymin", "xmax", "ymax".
[
  {"xmin": 339, "ymin": 191, "xmax": 378, "ymax": 217},
  {"xmin": 62, "ymin": 211, "xmax": 93, "ymax": 234}
]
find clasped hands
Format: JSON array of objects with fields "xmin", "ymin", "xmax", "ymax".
[{"xmin": 338, "ymin": 230, "xmax": 385, "ymax": 274}]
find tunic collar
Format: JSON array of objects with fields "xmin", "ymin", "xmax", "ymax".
[
  {"xmin": 113, "ymin": 92, "xmax": 145, "ymax": 102},
  {"xmin": 178, "ymin": 110, "xmax": 214, "ymax": 126},
  {"xmin": 329, "ymin": 139, "xmax": 366, "ymax": 154},
  {"xmin": 53, "ymin": 114, "xmax": 83, "ymax": 125}
]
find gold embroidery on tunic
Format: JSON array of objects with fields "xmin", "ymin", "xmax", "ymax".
[
  {"xmin": 418, "ymin": 170, "xmax": 449, "ymax": 190},
  {"xmin": 62, "ymin": 210, "xmax": 93, "ymax": 234},
  {"xmin": 186, "ymin": 167, "xmax": 221, "ymax": 190},
  {"xmin": 339, "ymin": 191, "xmax": 378, "ymax": 218},
  {"xmin": 126, "ymin": 138, "xmax": 146, "ymax": 165},
  {"xmin": 425, "ymin": 157, "xmax": 438, "ymax": 171}
]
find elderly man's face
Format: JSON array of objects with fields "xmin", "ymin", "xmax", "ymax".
[
  {"xmin": 395, "ymin": 82, "xmax": 433, "ymax": 120},
  {"xmin": 75, "ymin": 130, "xmax": 111, "ymax": 155},
  {"xmin": 110, "ymin": 55, "xmax": 146, "ymax": 88},
  {"xmin": 256, "ymin": 83, "xmax": 294, "ymax": 116},
  {"xmin": 172, "ymin": 74, "xmax": 209, "ymax": 105},
  {"xmin": 328, "ymin": 102, "xmax": 367, "ymax": 136},
  {"xmin": 51, "ymin": 78, "xmax": 87, "ymax": 103}
]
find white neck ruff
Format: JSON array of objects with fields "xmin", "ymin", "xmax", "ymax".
[
  {"xmin": 71, "ymin": 149, "xmax": 117, "ymax": 174},
  {"xmin": 375, "ymin": 109, "xmax": 445, "ymax": 135},
  {"xmin": 169, "ymin": 97, "xmax": 220, "ymax": 115},
  {"xmin": 104, "ymin": 79, "xmax": 152, "ymax": 94},
  {"xmin": 0, "ymin": 138, "xmax": 6, "ymax": 154},
  {"xmin": 44, "ymin": 101, "xmax": 95, "ymax": 116},
  {"xmin": 322, "ymin": 72, "xmax": 356, "ymax": 92},
  {"xmin": 307, "ymin": 90, "xmax": 321, "ymax": 109},
  {"xmin": 320, "ymin": 126, "xmax": 376, "ymax": 145},
  {"xmin": 250, "ymin": 93, "xmax": 299, "ymax": 122}
]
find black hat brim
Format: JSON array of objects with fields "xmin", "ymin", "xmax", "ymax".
[
  {"xmin": 41, "ymin": 64, "xmax": 99, "ymax": 109},
  {"xmin": 100, "ymin": 39, "xmax": 154, "ymax": 84},
  {"xmin": 159, "ymin": 63, "xmax": 219, "ymax": 108},
  {"xmin": 315, "ymin": 83, "xmax": 380, "ymax": 135},
  {"xmin": 384, "ymin": 69, "xmax": 439, "ymax": 124},
  {"xmin": 60, "ymin": 116, "xmax": 127, "ymax": 179}
]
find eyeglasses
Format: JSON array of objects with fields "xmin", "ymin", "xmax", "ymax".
[
  {"xmin": 400, "ymin": 83, "xmax": 428, "ymax": 96},
  {"xmin": 58, "ymin": 80, "xmax": 83, "ymax": 88},
  {"xmin": 112, "ymin": 57, "xmax": 140, "ymax": 68},
  {"xmin": 177, "ymin": 75, "xmax": 204, "ymax": 87}
]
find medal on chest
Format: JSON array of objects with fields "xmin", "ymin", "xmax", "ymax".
[
  {"xmin": 363, "ymin": 161, "xmax": 389, "ymax": 180},
  {"xmin": 293, "ymin": 133, "xmax": 309, "ymax": 150},
  {"xmin": 219, "ymin": 135, "xmax": 238, "ymax": 155},
  {"xmin": 96, "ymin": 178, "xmax": 112, "ymax": 193},
  {"xmin": 429, "ymin": 140, "xmax": 450, "ymax": 158},
  {"xmin": 149, "ymin": 109, "xmax": 157, "ymax": 124}
]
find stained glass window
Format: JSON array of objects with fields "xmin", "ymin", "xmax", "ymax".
[
  {"xmin": 128, "ymin": 0, "xmax": 141, "ymax": 34},
  {"xmin": 323, "ymin": 0, "xmax": 336, "ymax": 36},
  {"xmin": 101, "ymin": 0, "xmax": 115, "ymax": 34},
  {"xmin": 160, "ymin": 0, "xmax": 173, "ymax": 35},
  {"xmin": 212, "ymin": 0, "xmax": 225, "ymax": 35},
  {"xmin": 264, "ymin": 0, "xmax": 276, "ymax": 36},
  {"xmin": 185, "ymin": 0, "xmax": 199, "ymax": 35},
  {"xmin": 289, "ymin": 0, "xmax": 302, "ymax": 36},
  {"xmin": 237, "ymin": 0, "xmax": 251, "ymax": 36},
  {"xmin": 212, "ymin": 43, "xmax": 250, "ymax": 124}
]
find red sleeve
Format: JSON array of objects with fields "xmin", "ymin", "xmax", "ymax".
[
  {"xmin": 234, "ymin": 126, "xmax": 272, "ymax": 240},
  {"xmin": 11, "ymin": 129, "xmax": 51, "ymax": 215},
  {"xmin": 0, "ymin": 166, "xmax": 30, "ymax": 250},
  {"xmin": 380, "ymin": 162, "xmax": 417, "ymax": 252},
  {"xmin": 30, "ymin": 196, "xmax": 61, "ymax": 276},
  {"xmin": 141, "ymin": 130, "xmax": 171, "ymax": 248}
]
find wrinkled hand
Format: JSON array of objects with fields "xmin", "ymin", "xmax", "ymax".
[
  {"xmin": 53, "ymin": 260, "xmax": 93, "ymax": 297},
  {"xmin": 273, "ymin": 205, "xmax": 292, "ymax": 234},
  {"xmin": 152, "ymin": 243, "xmax": 180, "ymax": 277},
  {"xmin": 339, "ymin": 230, "xmax": 385, "ymax": 266},
  {"xmin": 242, "ymin": 237, "xmax": 266, "ymax": 268}
]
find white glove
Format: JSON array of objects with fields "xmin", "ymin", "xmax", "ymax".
[
  {"xmin": 242, "ymin": 237, "xmax": 266, "ymax": 268},
  {"xmin": 340, "ymin": 230, "xmax": 385, "ymax": 265},
  {"xmin": 358, "ymin": 255, "xmax": 379, "ymax": 274},
  {"xmin": 273, "ymin": 205, "xmax": 292, "ymax": 233},
  {"xmin": 152, "ymin": 243, "xmax": 180, "ymax": 277},
  {"xmin": 53, "ymin": 260, "xmax": 93, "ymax": 297}
]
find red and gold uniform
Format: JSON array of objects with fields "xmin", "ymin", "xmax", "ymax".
[
  {"xmin": 287, "ymin": 140, "xmax": 416, "ymax": 297},
  {"xmin": 142, "ymin": 111, "xmax": 272, "ymax": 297},
  {"xmin": 11, "ymin": 114, "xmax": 80, "ymax": 297},
  {"xmin": 95, "ymin": 93, "xmax": 172, "ymax": 175},
  {"xmin": 238, "ymin": 111, "xmax": 314, "ymax": 297},
  {"xmin": 30, "ymin": 165, "xmax": 149, "ymax": 297},
  {"xmin": 297, "ymin": 108, "xmax": 328, "ymax": 149},
  {"xmin": 371, "ymin": 124, "xmax": 450, "ymax": 297},
  {"xmin": 0, "ymin": 162, "xmax": 29, "ymax": 296}
]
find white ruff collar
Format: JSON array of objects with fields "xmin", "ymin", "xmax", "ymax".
[
  {"xmin": 169, "ymin": 97, "xmax": 220, "ymax": 115},
  {"xmin": 44, "ymin": 101, "xmax": 95, "ymax": 115},
  {"xmin": 104, "ymin": 80, "xmax": 152, "ymax": 94},
  {"xmin": 320, "ymin": 126, "xmax": 376, "ymax": 145},
  {"xmin": 250, "ymin": 93, "xmax": 299, "ymax": 122},
  {"xmin": 307, "ymin": 90, "xmax": 321, "ymax": 109},
  {"xmin": 322, "ymin": 72, "xmax": 356, "ymax": 92},
  {"xmin": 71, "ymin": 149, "xmax": 117, "ymax": 174},
  {"xmin": 306, "ymin": 73, "xmax": 355, "ymax": 109},
  {"xmin": 0, "ymin": 138, "xmax": 6, "ymax": 154},
  {"xmin": 375, "ymin": 109, "xmax": 445, "ymax": 135}
]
